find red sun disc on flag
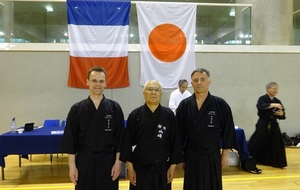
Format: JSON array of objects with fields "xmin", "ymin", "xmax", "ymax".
[{"xmin": 148, "ymin": 23, "xmax": 186, "ymax": 63}]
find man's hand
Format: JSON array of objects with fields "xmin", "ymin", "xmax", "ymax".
[
  {"xmin": 68, "ymin": 154, "xmax": 78, "ymax": 185},
  {"xmin": 111, "ymin": 160, "xmax": 122, "ymax": 181},
  {"xmin": 221, "ymin": 149, "xmax": 230, "ymax": 168},
  {"xmin": 274, "ymin": 109, "xmax": 284, "ymax": 116},
  {"xmin": 126, "ymin": 162, "xmax": 137, "ymax": 186},
  {"xmin": 167, "ymin": 164, "xmax": 176, "ymax": 183}
]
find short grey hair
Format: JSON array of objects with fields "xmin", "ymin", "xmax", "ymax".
[
  {"xmin": 191, "ymin": 68, "xmax": 210, "ymax": 78},
  {"xmin": 266, "ymin": 82, "xmax": 278, "ymax": 90},
  {"xmin": 144, "ymin": 80, "xmax": 162, "ymax": 91}
]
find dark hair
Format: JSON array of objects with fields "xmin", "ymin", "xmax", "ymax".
[
  {"xmin": 88, "ymin": 66, "xmax": 107, "ymax": 79},
  {"xmin": 191, "ymin": 68, "xmax": 210, "ymax": 78},
  {"xmin": 178, "ymin": 79, "xmax": 188, "ymax": 87}
]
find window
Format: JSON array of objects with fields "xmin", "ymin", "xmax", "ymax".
[{"xmin": 0, "ymin": 0, "xmax": 252, "ymax": 45}]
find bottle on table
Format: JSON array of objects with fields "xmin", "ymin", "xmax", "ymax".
[{"xmin": 11, "ymin": 117, "xmax": 16, "ymax": 133}]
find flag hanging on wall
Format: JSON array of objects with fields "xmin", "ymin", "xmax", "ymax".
[
  {"xmin": 67, "ymin": 0, "xmax": 131, "ymax": 88},
  {"xmin": 137, "ymin": 2, "xmax": 196, "ymax": 89}
]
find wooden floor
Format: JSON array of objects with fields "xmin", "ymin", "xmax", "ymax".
[{"xmin": 1, "ymin": 147, "xmax": 300, "ymax": 190}]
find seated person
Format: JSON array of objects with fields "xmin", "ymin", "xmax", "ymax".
[{"xmin": 169, "ymin": 79, "xmax": 192, "ymax": 115}]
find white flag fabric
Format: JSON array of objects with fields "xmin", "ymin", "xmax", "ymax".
[{"xmin": 137, "ymin": 2, "xmax": 196, "ymax": 89}]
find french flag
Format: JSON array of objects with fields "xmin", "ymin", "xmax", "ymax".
[{"xmin": 67, "ymin": 0, "xmax": 131, "ymax": 88}]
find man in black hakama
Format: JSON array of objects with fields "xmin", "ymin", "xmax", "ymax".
[
  {"xmin": 121, "ymin": 80, "xmax": 183, "ymax": 190},
  {"xmin": 248, "ymin": 82, "xmax": 287, "ymax": 168},
  {"xmin": 176, "ymin": 68, "xmax": 237, "ymax": 190},
  {"xmin": 61, "ymin": 67, "xmax": 125, "ymax": 190}
]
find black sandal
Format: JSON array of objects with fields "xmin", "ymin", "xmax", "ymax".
[{"xmin": 249, "ymin": 167, "xmax": 262, "ymax": 174}]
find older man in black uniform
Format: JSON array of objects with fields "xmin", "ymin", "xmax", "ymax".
[
  {"xmin": 121, "ymin": 80, "xmax": 183, "ymax": 190},
  {"xmin": 248, "ymin": 82, "xmax": 287, "ymax": 168},
  {"xmin": 61, "ymin": 66, "xmax": 125, "ymax": 190},
  {"xmin": 176, "ymin": 68, "xmax": 237, "ymax": 190}
]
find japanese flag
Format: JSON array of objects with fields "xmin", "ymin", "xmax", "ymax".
[{"xmin": 137, "ymin": 2, "xmax": 196, "ymax": 88}]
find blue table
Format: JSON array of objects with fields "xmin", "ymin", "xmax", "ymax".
[
  {"xmin": 235, "ymin": 127, "xmax": 250, "ymax": 162},
  {"xmin": 0, "ymin": 126, "xmax": 249, "ymax": 180},
  {"xmin": 0, "ymin": 126, "xmax": 64, "ymax": 180}
]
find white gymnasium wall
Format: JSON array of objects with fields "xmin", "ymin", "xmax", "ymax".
[{"xmin": 0, "ymin": 45, "xmax": 299, "ymax": 140}]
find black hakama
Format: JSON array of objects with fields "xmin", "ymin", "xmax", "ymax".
[
  {"xmin": 248, "ymin": 94, "xmax": 287, "ymax": 168},
  {"xmin": 61, "ymin": 96, "xmax": 125, "ymax": 190},
  {"xmin": 176, "ymin": 93, "xmax": 237, "ymax": 190},
  {"xmin": 121, "ymin": 104, "xmax": 183, "ymax": 190}
]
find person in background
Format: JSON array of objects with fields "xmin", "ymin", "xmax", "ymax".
[
  {"xmin": 61, "ymin": 66, "xmax": 125, "ymax": 190},
  {"xmin": 121, "ymin": 80, "xmax": 183, "ymax": 190},
  {"xmin": 176, "ymin": 68, "xmax": 237, "ymax": 190},
  {"xmin": 248, "ymin": 82, "xmax": 287, "ymax": 168},
  {"xmin": 169, "ymin": 79, "xmax": 192, "ymax": 115}
]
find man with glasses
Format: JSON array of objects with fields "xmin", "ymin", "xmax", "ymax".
[
  {"xmin": 121, "ymin": 80, "xmax": 183, "ymax": 190},
  {"xmin": 176, "ymin": 68, "xmax": 237, "ymax": 190},
  {"xmin": 61, "ymin": 66, "xmax": 125, "ymax": 190}
]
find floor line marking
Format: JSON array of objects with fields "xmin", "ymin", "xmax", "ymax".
[
  {"xmin": 2, "ymin": 176, "xmax": 300, "ymax": 189},
  {"xmin": 223, "ymin": 175, "xmax": 300, "ymax": 181}
]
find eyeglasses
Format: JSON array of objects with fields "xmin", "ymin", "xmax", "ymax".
[{"xmin": 145, "ymin": 87, "xmax": 161, "ymax": 92}]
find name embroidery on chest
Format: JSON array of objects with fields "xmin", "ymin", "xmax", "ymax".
[
  {"xmin": 208, "ymin": 110, "xmax": 216, "ymax": 128},
  {"xmin": 105, "ymin": 115, "xmax": 112, "ymax": 131},
  {"xmin": 157, "ymin": 124, "xmax": 167, "ymax": 138}
]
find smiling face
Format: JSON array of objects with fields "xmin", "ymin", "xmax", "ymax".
[
  {"xmin": 143, "ymin": 80, "xmax": 162, "ymax": 106},
  {"xmin": 86, "ymin": 71, "xmax": 106, "ymax": 96}
]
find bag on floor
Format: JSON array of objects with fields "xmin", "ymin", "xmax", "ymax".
[
  {"xmin": 228, "ymin": 151, "xmax": 240, "ymax": 166},
  {"xmin": 282, "ymin": 132, "xmax": 293, "ymax": 146}
]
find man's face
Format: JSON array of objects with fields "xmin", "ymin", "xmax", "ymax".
[
  {"xmin": 143, "ymin": 82, "xmax": 162, "ymax": 105},
  {"xmin": 267, "ymin": 85, "xmax": 278, "ymax": 97},
  {"xmin": 191, "ymin": 72, "xmax": 211, "ymax": 94},
  {"xmin": 179, "ymin": 82, "xmax": 188, "ymax": 94},
  {"xmin": 86, "ymin": 71, "xmax": 106, "ymax": 96}
]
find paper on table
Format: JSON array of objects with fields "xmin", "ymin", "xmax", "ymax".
[
  {"xmin": 51, "ymin": 130, "xmax": 64, "ymax": 134},
  {"xmin": 34, "ymin": 126, "xmax": 43, "ymax": 129}
]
